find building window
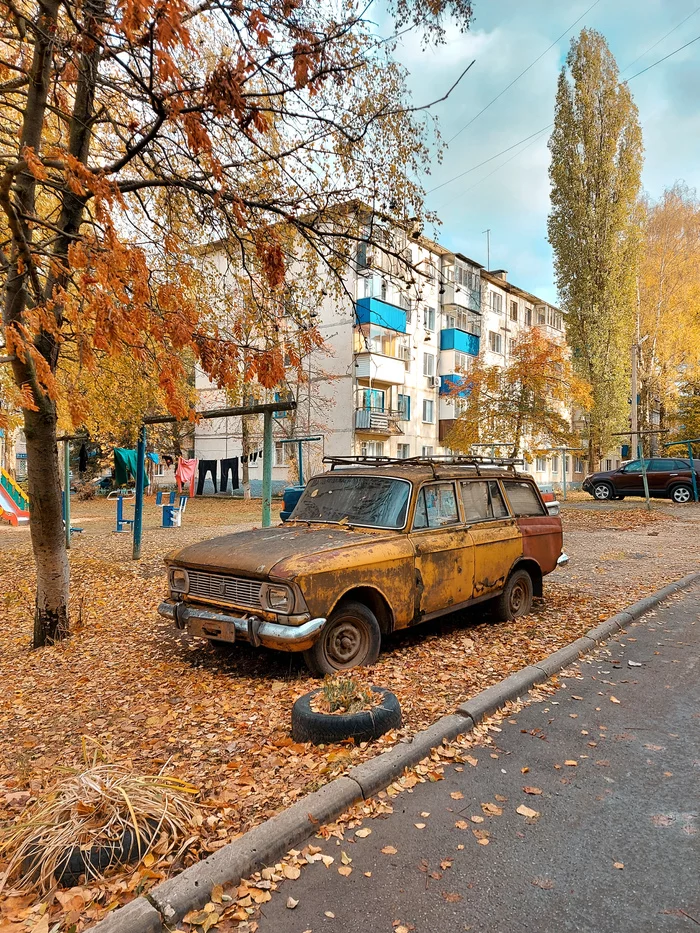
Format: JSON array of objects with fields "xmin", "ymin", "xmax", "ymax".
[
  {"xmin": 536, "ymin": 306, "xmax": 547, "ymax": 325},
  {"xmin": 565, "ymin": 456, "xmax": 570, "ymax": 475},
  {"xmin": 491, "ymin": 291, "xmax": 503, "ymax": 314},
  {"xmin": 488, "ymin": 331, "xmax": 502, "ymax": 354},
  {"xmin": 422, "ymin": 445, "xmax": 434, "ymax": 457},
  {"xmin": 524, "ymin": 306, "xmax": 533, "ymax": 326},
  {"xmin": 509, "ymin": 300, "xmax": 518, "ymax": 322},
  {"xmin": 547, "ymin": 307, "xmax": 563, "ymax": 330},
  {"xmin": 575, "ymin": 457, "xmax": 584, "ymax": 473},
  {"xmin": 535, "ymin": 457, "xmax": 546, "ymax": 472},
  {"xmin": 508, "ymin": 337, "xmax": 516, "ymax": 355},
  {"xmin": 155, "ymin": 462, "xmax": 165, "ymax": 477},
  {"xmin": 360, "ymin": 440, "xmax": 384, "ymax": 457},
  {"xmin": 381, "ymin": 278, "xmax": 387, "ymax": 301},
  {"xmin": 397, "ymin": 443, "xmax": 410, "ymax": 459},
  {"xmin": 423, "ymin": 352, "xmax": 435, "ymax": 377},
  {"xmin": 605, "ymin": 458, "xmax": 613, "ymax": 471},
  {"xmin": 358, "ymin": 387, "xmax": 385, "ymax": 411},
  {"xmin": 422, "ymin": 399, "xmax": 434, "ymax": 423},
  {"xmin": 551, "ymin": 456, "xmax": 559, "ymax": 474},
  {"xmin": 423, "ymin": 306, "xmax": 436, "ymax": 332},
  {"xmin": 398, "ymin": 393, "xmax": 411, "ymax": 420},
  {"xmin": 274, "ymin": 442, "xmax": 286, "ymax": 467},
  {"xmin": 454, "ymin": 396, "xmax": 468, "ymax": 416},
  {"xmin": 454, "ymin": 351, "xmax": 472, "ymax": 372}
]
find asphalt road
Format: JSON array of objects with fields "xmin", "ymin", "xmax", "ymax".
[{"xmin": 256, "ymin": 585, "xmax": 700, "ymax": 933}]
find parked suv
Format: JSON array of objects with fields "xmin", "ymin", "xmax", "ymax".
[
  {"xmin": 583, "ymin": 458, "xmax": 700, "ymax": 503},
  {"xmin": 160, "ymin": 458, "xmax": 567, "ymax": 674}
]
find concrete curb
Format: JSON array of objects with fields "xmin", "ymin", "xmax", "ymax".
[{"xmin": 89, "ymin": 570, "xmax": 700, "ymax": 931}]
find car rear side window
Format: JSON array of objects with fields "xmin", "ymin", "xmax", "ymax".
[
  {"xmin": 649, "ymin": 459, "xmax": 678, "ymax": 472},
  {"xmin": 503, "ymin": 481, "xmax": 546, "ymax": 516},
  {"xmin": 413, "ymin": 483, "xmax": 459, "ymax": 529},
  {"xmin": 460, "ymin": 481, "xmax": 509, "ymax": 522}
]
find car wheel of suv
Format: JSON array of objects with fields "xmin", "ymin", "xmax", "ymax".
[
  {"xmin": 491, "ymin": 568, "xmax": 534, "ymax": 623},
  {"xmin": 670, "ymin": 484, "xmax": 692, "ymax": 504},
  {"xmin": 303, "ymin": 601, "xmax": 381, "ymax": 676},
  {"xmin": 593, "ymin": 482, "xmax": 614, "ymax": 500}
]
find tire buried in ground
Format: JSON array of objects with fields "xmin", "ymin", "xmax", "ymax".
[{"xmin": 291, "ymin": 687, "xmax": 401, "ymax": 745}]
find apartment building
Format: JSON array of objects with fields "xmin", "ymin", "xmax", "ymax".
[{"xmin": 194, "ymin": 217, "xmax": 579, "ymax": 491}]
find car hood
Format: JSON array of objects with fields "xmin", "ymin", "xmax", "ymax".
[
  {"xmin": 586, "ymin": 470, "xmax": 617, "ymax": 480},
  {"xmin": 166, "ymin": 523, "xmax": 395, "ymax": 578}
]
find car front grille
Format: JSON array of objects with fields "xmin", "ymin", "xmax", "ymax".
[{"xmin": 187, "ymin": 570, "xmax": 263, "ymax": 611}]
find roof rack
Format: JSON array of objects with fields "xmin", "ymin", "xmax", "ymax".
[{"xmin": 323, "ymin": 455, "xmax": 525, "ymax": 478}]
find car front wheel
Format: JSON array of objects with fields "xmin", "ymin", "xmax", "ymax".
[
  {"xmin": 670, "ymin": 484, "xmax": 693, "ymax": 504},
  {"xmin": 593, "ymin": 482, "xmax": 614, "ymax": 500},
  {"xmin": 491, "ymin": 568, "xmax": 534, "ymax": 623},
  {"xmin": 303, "ymin": 601, "xmax": 381, "ymax": 676}
]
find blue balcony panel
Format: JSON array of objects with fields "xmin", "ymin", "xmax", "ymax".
[
  {"xmin": 440, "ymin": 328, "xmax": 480, "ymax": 355},
  {"xmin": 440, "ymin": 374, "xmax": 471, "ymax": 398},
  {"xmin": 356, "ymin": 297, "xmax": 407, "ymax": 334}
]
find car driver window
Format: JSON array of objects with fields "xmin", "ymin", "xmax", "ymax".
[
  {"xmin": 413, "ymin": 483, "xmax": 459, "ymax": 529},
  {"xmin": 460, "ymin": 481, "xmax": 490, "ymax": 521}
]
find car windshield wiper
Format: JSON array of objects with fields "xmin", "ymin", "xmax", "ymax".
[{"xmin": 296, "ymin": 517, "xmax": 356, "ymax": 527}]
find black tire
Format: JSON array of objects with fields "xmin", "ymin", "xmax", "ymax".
[
  {"xmin": 670, "ymin": 484, "xmax": 692, "ymax": 504},
  {"xmin": 491, "ymin": 568, "xmax": 534, "ymax": 623},
  {"xmin": 303, "ymin": 600, "xmax": 381, "ymax": 676},
  {"xmin": 593, "ymin": 482, "xmax": 614, "ymax": 501},
  {"xmin": 291, "ymin": 686, "xmax": 401, "ymax": 745}
]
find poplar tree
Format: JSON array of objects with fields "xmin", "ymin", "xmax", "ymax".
[{"xmin": 548, "ymin": 29, "xmax": 643, "ymax": 469}]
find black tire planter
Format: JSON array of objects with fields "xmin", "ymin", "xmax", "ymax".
[
  {"xmin": 23, "ymin": 819, "xmax": 159, "ymax": 887},
  {"xmin": 291, "ymin": 686, "xmax": 401, "ymax": 745}
]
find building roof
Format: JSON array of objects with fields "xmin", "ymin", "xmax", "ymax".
[{"xmin": 480, "ymin": 269, "xmax": 562, "ymax": 313}]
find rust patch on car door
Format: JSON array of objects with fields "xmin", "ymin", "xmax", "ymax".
[
  {"xmin": 409, "ymin": 528, "xmax": 474, "ymax": 621},
  {"xmin": 470, "ymin": 520, "xmax": 522, "ymax": 597}
]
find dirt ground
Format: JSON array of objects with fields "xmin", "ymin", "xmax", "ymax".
[{"xmin": 0, "ymin": 494, "xmax": 698, "ymax": 929}]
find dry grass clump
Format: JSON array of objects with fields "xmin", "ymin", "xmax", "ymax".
[
  {"xmin": 0, "ymin": 746, "xmax": 198, "ymax": 893},
  {"xmin": 311, "ymin": 673, "xmax": 382, "ymax": 716}
]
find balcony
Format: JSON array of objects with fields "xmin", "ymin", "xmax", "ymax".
[
  {"xmin": 356, "ymin": 296, "xmax": 407, "ymax": 334},
  {"xmin": 355, "ymin": 352, "xmax": 406, "ymax": 385},
  {"xmin": 440, "ymin": 328, "xmax": 480, "ymax": 355},
  {"xmin": 355, "ymin": 408, "xmax": 404, "ymax": 436},
  {"xmin": 440, "ymin": 374, "xmax": 471, "ymax": 397},
  {"xmin": 441, "ymin": 282, "xmax": 481, "ymax": 314}
]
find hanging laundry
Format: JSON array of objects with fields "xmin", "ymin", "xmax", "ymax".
[
  {"xmin": 147, "ymin": 452, "xmax": 160, "ymax": 464},
  {"xmin": 79, "ymin": 443, "xmax": 88, "ymax": 473},
  {"xmin": 251, "ymin": 451, "xmax": 258, "ymax": 464},
  {"xmin": 114, "ymin": 448, "xmax": 150, "ymax": 487},
  {"xmin": 220, "ymin": 457, "xmax": 240, "ymax": 493},
  {"xmin": 196, "ymin": 460, "xmax": 217, "ymax": 495},
  {"xmin": 164, "ymin": 455, "xmax": 174, "ymax": 467},
  {"xmin": 175, "ymin": 457, "xmax": 198, "ymax": 497}
]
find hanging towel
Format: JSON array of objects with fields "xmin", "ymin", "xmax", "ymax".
[
  {"xmin": 196, "ymin": 460, "xmax": 217, "ymax": 496},
  {"xmin": 114, "ymin": 448, "xmax": 150, "ymax": 487},
  {"xmin": 175, "ymin": 457, "xmax": 198, "ymax": 497},
  {"xmin": 147, "ymin": 451, "xmax": 160, "ymax": 464},
  {"xmin": 220, "ymin": 457, "xmax": 240, "ymax": 493}
]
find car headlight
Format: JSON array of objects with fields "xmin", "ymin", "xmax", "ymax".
[
  {"xmin": 169, "ymin": 567, "xmax": 189, "ymax": 593},
  {"xmin": 264, "ymin": 584, "xmax": 293, "ymax": 612}
]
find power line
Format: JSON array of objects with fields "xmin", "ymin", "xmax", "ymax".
[
  {"xmin": 625, "ymin": 32, "xmax": 700, "ymax": 82},
  {"xmin": 426, "ymin": 123, "xmax": 553, "ymax": 195},
  {"xmin": 446, "ymin": 0, "xmax": 602, "ymax": 145},
  {"xmin": 622, "ymin": 5, "xmax": 700, "ymax": 73}
]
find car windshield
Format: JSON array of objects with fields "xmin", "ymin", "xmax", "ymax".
[{"xmin": 292, "ymin": 474, "xmax": 410, "ymax": 529}]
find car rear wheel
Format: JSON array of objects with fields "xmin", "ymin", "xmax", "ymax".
[
  {"xmin": 593, "ymin": 482, "xmax": 614, "ymax": 500},
  {"xmin": 670, "ymin": 484, "xmax": 692, "ymax": 504},
  {"xmin": 491, "ymin": 568, "xmax": 534, "ymax": 623},
  {"xmin": 303, "ymin": 601, "xmax": 381, "ymax": 676}
]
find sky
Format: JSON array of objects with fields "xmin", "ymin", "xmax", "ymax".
[{"xmin": 387, "ymin": 0, "xmax": 700, "ymax": 304}]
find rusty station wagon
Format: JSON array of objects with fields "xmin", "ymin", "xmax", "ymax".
[{"xmin": 159, "ymin": 457, "xmax": 568, "ymax": 674}]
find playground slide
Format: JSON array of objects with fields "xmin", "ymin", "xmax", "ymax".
[{"xmin": 0, "ymin": 469, "xmax": 30, "ymax": 526}]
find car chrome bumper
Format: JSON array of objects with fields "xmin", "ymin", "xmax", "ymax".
[
  {"xmin": 158, "ymin": 600, "xmax": 326, "ymax": 652},
  {"xmin": 556, "ymin": 552, "xmax": 570, "ymax": 568}
]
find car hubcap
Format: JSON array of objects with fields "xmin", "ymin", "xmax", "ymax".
[
  {"xmin": 325, "ymin": 619, "xmax": 367, "ymax": 667},
  {"xmin": 595, "ymin": 485, "xmax": 610, "ymax": 499},
  {"xmin": 511, "ymin": 582, "xmax": 527, "ymax": 614},
  {"xmin": 675, "ymin": 488, "xmax": 690, "ymax": 502}
]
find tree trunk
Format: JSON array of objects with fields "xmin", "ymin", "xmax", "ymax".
[{"xmin": 24, "ymin": 401, "xmax": 69, "ymax": 646}]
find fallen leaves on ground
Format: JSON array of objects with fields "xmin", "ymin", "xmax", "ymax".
[
  {"xmin": 561, "ymin": 507, "xmax": 675, "ymax": 532},
  {"xmin": 516, "ymin": 805, "xmax": 540, "ymax": 820},
  {"xmin": 0, "ymin": 497, "xmax": 695, "ymax": 928}
]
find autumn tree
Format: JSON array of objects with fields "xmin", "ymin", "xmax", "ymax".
[
  {"xmin": 637, "ymin": 184, "xmax": 700, "ymax": 443},
  {"xmin": 445, "ymin": 328, "xmax": 590, "ymax": 459},
  {"xmin": 0, "ymin": 0, "xmax": 475, "ymax": 646},
  {"xmin": 548, "ymin": 29, "xmax": 643, "ymax": 469}
]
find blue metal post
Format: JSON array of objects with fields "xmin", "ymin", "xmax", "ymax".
[
  {"xmin": 63, "ymin": 440, "xmax": 71, "ymax": 550},
  {"xmin": 688, "ymin": 442, "xmax": 699, "ymax": 503},
  {"xmin": 262, "ymin": 410, "xmax": 273, "ymax": 527},
  {"xmin": 297, "ymin": 440, "xmax": 304, "ymax": 486},
  {"xmin": 133, "ymin": 425, "xmax": 146, "ymax": 559}
]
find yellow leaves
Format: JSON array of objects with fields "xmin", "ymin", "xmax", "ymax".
[
  {"xmin": 613, "ymin": 861, "xmax": 624, "ymax": 870},
  {"xmin": 522, "ymin": 787, "xmax": 542, "ymax": 796},
  {"xmin": 516, "ymin": 805, "xmax": 540, "ymax": 820},
  {"xmin": 355, "ymin": 828, "xmax": 371, "ymax": 838},
  {"xmin": 564, "ymin": 760, "xmax": 578, "ymax": 767},
  {"xmin": 454, "ymin": 820, "xmax": 469, "ymax": 830},
  {"xmin": 286, "ymin": 896, "xmax": 299, "ymax": 909},
  {"xmin": 337, "ymin": 865, "xmax": 352, "ymax": 877},
  {"xmin": 610, "ymin": 696, "xmax": 621, "ymax": 704},
  {"xmin": 282, "ymin": 865, "xmax": 300, "ymax": 880},
  {"xmin": 381, "ymin": 845, "xmax": 397, "ymax": 855},
  {"xmin": 481, "ymin": 802, "xmax": 503, "ymax": 816},
  {"xmin": 450, "ymin": 791, "xmax": 464, "ymax": 800}
]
